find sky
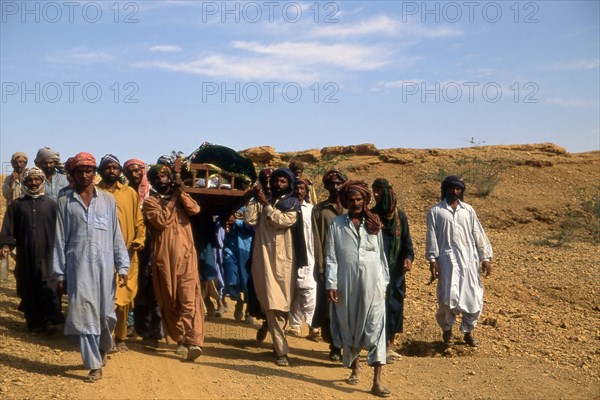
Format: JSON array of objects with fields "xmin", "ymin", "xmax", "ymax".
[{"xmin": 1, "ymin": 0, "xmax": 599, "ymax": 172}]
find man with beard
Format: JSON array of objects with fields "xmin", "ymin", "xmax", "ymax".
[
  {"xmin": 244, "ymin": 168, "xmax": 304, "ymax": 367},
  {"xmin": 287, "ymin": 179, "xmax": 316, "ymax": 337},
  {"xmin": 310, "ymin": 169, "xmax": 347, "ymax": 361},
  {"xmin": 1, "ymin": 167, "xmax": 64, "ymax": 334},
  {"xmin": 123, "ymin": 159, "xmax": 162, "ymax": 348},
  {"xmin": 288, "ymin": 160, "xmax": 318, "ymax": 204},
  {"xmin": 53, "ymin": 152, "xmax": 129, "ymax": 382},
  {"xmin": 2, "ymin": 152, "xmax": 28, "ymax": 205},
  {"xmin": 34, "ymin": 147, "xmax": 69, "ymax": 200},
  {"xmin": 326, "ymin": 180, "xmax": 390, "ymax": 398},
  {"xmin": 142, "ymin": 164, "xmax": 204, "ymax": 362},
  {"xmin": 371, "ymin": 178, "xmax": 414, "ymax": 363},
  {"xmin": 97, "ymin": 155, "xmax": 145, "ymax": 352},
  {"xmin": 426, "ymin": 175, "xmax": 493, "ymax": 347},
  {"xmin": 246, "ymin": 168, "xmax": 273, "ymax": 340}
]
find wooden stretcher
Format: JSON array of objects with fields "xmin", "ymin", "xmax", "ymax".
[{"xmin": 179, "ymin": 161, "xmax": 253, "ymax": 220}]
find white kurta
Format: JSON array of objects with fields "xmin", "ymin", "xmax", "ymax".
[
  {"xmin": 325, "ymin": 214, "xmax": 389, "ymax": 367},
  {"xmin": 296, "ymin": 202, "xmax": 315, "ymax": 290},
  {"xmin": 425, "ymin": 200, "xmax": 493, "ymax": 314}
]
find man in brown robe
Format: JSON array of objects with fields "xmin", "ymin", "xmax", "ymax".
[
  {"xmin": 311, "ymin": 169, "xmax": 348, "ymax": 361},
  {"xmin": 142, "ymin": 164, "xmax": 204, "ymax": 361}
]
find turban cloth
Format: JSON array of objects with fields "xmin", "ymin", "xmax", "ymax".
[
  {"xmin": 11, "ymin": 152, "xmax": 28, "ymax": 163},
  {"xmin": 372, "ymin": 178, "xmax": 397, "ymax": 217},
  {"xmin": 99, "ymin": 154, "xmax": 121, "ymax": 170},
  {"xmin": 372, "ymin": 178, "xmax": 392, "ymax": 189},
  {"xmin": 258, "ymin": 167, "xmax": 274, "ymax": 185},
  {"xmin": 35, "ymin": 147, "xmax": 61, "ymax": 165},
  {"xmin": 295, "ymin": 178, "xmax": 311, "ymax": 188},
  {"xmin": 124, "ymin": 158, "xmax": 150, "ymax": 204},
  {"xmin": 288, "ymin": 160, "xmax": 305, "ymax": 171},
  {"xmin": 270, "ymin": 168, "xmax": 300, "ymax": 212},
  {"xmin": 156, "ymin": 155, "xmax": 174, "ymax": 168},
  {"xmin": 20, "ymin": 167, "xmax": 46, "ymax": 198},
  {"xmin": 21, "ymin": 166, "xmax": 45, "ymax": 181},
  {"xmin": 441, "ymin": 175, "xmax": 466, "ymax": 201},
  {"xmin": 322, "ymin": 169, "xmax": 348, "ymax": 185},
  {"xmin": 147, "ymin": 164, "xmax": 171, "ymax": 183},
  {"xmin": 340, "ymin": 180, "xmax": 382, "ymax": 235},
  {"xmin": 68, "ymin": 152, "xmax": 96, "ymax": 174}
]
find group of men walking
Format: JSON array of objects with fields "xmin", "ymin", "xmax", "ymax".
[{"xmin": 1, "ymin": 148, "xmax": 493, "ymax": 398}]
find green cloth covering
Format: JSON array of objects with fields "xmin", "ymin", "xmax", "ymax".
[{"xmin": 187, "ymin": 143, "xmax": 257, "ymax": 186}]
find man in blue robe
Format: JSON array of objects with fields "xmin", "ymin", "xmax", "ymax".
[{"xmin": 53, "ymin": 152, "xmax": 129, "ymax": 382}]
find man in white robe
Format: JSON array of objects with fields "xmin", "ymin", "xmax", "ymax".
[
  {"xmin": 326, "ymin": 180, "xmax": 391, "ymax": 398},
  {"xmin": 426, "ymin": 175, "xmax": 493, "ymax": 347}
]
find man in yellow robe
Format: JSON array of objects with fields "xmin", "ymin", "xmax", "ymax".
[{"xmin": 97, "ymin": 154, "xmax": 145, "ymax": 352}]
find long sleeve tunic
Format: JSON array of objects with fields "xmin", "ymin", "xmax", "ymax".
[
  {"xmin": 53, "ymin": 188, "xmax": 129, "ymax": 335},
  {"xmin": 425, "ymin": 200, "xmax": 493, "ymax": 314},
  {"xmin": 325, "ymin": 214, "xmax": 389, "ymax": 367}
]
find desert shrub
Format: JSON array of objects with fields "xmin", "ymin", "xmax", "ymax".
[
  {"xmin": 455, "ymin": 156, "xmax": 504, "ymax": 197},
  {"xmin": 535, "ymin": 186, "xmax": 600, "ymax": 246},
  {"xmin": 427, "ymin": 156, "xmax": 505, "ymax": 198}
]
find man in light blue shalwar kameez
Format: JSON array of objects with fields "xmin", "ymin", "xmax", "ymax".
[
  {"xmin": 326, "ymin": 180, "xmax": 391, "ymax": 398},
  {"xmin": 53, "ymin": 152, "xmax": 129, "ymax": 383}
]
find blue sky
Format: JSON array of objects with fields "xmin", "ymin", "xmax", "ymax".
[{"xmin": 1, "ymin": 0, "xmax": 598, "ymax": 170}]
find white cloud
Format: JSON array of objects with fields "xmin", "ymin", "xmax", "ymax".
[
  {"xmin": 133, "ymin": 53, "xmax": 319, "ymax": 83},
  {"xmin": 230, "ymin": 40, "xmax": 390, "ymax": 70},
  {"xmin": 47, "ymin": 48, "xmax": 114, "ymax": 65},
  {"xmin": 135, "ymin": 39, "xmax": 393, "ymax": 83},
  {"xmin": 372, "ymin": 79, "xmax": 424, "ymax": 92},
  {"xmin": 547, "ymin": 97, "xmax": 596, "ymax": 108},
  {"xmin": 549, "ymin": 59, "xmax": 600, "ymax": 71},
  {"xmin": 150, "ymin": 45, "xmax": 183, "ymax": 53},
  {"xmin": 312, "ymin": 15, "xmax": 462, "ymax": 39}
]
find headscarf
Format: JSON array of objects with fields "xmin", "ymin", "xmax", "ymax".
[
  {"xmin": 371, "ymin": 178, "xmax": 401, "ymax": 264},
  {"xmin": 124, "ymin": 158, "xmax": 150, "ymax": 204},
  {"xmin": 288, "ymin": 160, "xmax": 304, "ymax": 172},
  {"xmin": 322, "ymin": 169, "xmax": 348, "ymax": 185},
  {"xmin": 67, "ymin": 152, "xmax": 96, "ymax": 174},
  {"xmin": 147, "ymin": 164, "xmax": 171, "ymax": 183},
  {"xmin": 11, "ymin": 152, "xmax": 28, "ymax": 163},
  {"xmin": 20, "ymin": 167, "xmax": 46, "ymax": 198},
  {"xmin": 258, "ymin": 167, "xmax": 274, "ymax": 185},
  {"xmin": 340, "ymin": 180, "xmax": 382, "ymax": 235},
  {"xmin": 372, "ymin": 178, "xmax": 397, "ymax": 218},
  {"xmin": 99, "ymin": 154, "xmax": 121, "ymax": 170},
  {"xmin": 270, "ymin": 168, "xmax": 300, "ymax": 212},
  {"xmin": 441, "ymin": 175, "xmax": 466, "ymax": 201},
  {"xmin": 156, "ymin": 155, "xmax": 174, "ymax": 168},
  {"xmin": 34, "ymin": 147, "xmax": 61, "ymax": 165}
]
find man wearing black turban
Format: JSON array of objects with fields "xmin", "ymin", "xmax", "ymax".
[
  {"xmin": 426, "ymin": 175, "xmax": 493, "ymax": 347},
  {"xmin": 371, "ymin": 178, "xmax": 414, "ymax": 364},
  {"xmin": 244, "ymin": 168, "xmax": 306, "ymax": 367}
]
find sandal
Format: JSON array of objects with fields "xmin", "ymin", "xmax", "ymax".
[
  {"xmin": 275, "ymin": 356, "xmax": 289, "ymax": 367},
  {"xmin": 370, "ymin": 384, "xmax": 391, "ymax": 398},
  {"xmin": 115, "ymin": 340, "xmax": 129, "ymax": 352},
  {"xmin": 346, "ymin": 375, "xmax": 359, "ymax": 385},
  {"xmin": 85, "ymin": 369, "xmax": 103, "ymax": 383},
  {"xmin": 187, "ymin": 345, "xmax": 203, "ymax": 361},
  {"xmin": 386, "ymin": 349, "xmax": 400, "ymax": 364}
]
